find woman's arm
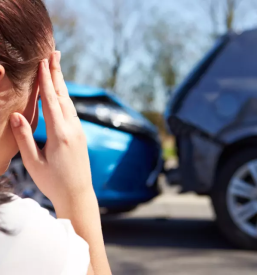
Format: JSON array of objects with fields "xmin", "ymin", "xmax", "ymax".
[
  {"xmin": 88, "ymin": 264, "xmax": 95, "ymax": 275},
  {"xmin": 10, "ymin": 52, "xmax": 111, "ymax": 275}
]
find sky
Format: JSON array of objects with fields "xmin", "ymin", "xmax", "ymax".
[{"xmin": 45, "ymin": 0, "xmax": 257, "ymax": 111}]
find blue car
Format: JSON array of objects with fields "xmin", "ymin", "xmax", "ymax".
[{"xmin": 8, "ymin": 82, "xmax": 162, "ymax": 213}]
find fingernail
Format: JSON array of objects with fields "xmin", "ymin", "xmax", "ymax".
[
  {"xmin": 10, "ymin": 114, "xmax": 21, "ymax": 128},
  {"xmin": 55, "ymin": 51, "xmax": 61, "ymax": 63}
]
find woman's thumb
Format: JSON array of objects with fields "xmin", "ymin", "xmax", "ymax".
[{"xmin": 10, "ymin": 113, "xmax": 40, "ymax": 168}]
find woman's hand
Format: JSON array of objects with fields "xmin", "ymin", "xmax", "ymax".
[
  {"xmin": 10, "ymin": 52, "xmax": 93, "ymax": 209},
  {"xmin": 10, "ymin": 52, "xmax": 112, "ymax": 275}
]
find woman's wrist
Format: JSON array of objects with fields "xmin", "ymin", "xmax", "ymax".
[{"xmin": 52, "ymin": 186, "xmax": 97, "ymax": 220}]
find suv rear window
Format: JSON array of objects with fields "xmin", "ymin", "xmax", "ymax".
[{"xmin": 170, "ymin": 35, "xmax": 229, "ymax": 114}]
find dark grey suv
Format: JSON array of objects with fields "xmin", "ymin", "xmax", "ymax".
[{"xmin": 166, "ymin": 29, "xmax": 257, "ymax": 249}]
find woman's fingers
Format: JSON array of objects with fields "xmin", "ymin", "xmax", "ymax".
[
  {"xmin": 49, "ymin": 52, "xmax": 77, "ymax": 120},
  {"xmin": 10, "ymin": 113, "xmax": 43, "ymax": 171},
  {"xmin": 50, "ymin": 51, "xmax": 69, "ymax": 97},
  {"xmin": 39, "ymin": 59, "xmax": 65, "ymax": 137}
]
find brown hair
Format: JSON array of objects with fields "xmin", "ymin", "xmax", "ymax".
[
  {"xmin": 0, "ymin": 178, "xmax": 13, "ymax": 234},
  {"xmin": 0, "ymin": 0, "xmax": 54, "ymax": 232},
  {"xmin": 0, "ymin": 0, "xmax": 54, "ymax": 91}
]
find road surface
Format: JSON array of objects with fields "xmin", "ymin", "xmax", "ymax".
[{"xmin": 102, "ymin": 183, "xmax": 257, "ymax": 275}]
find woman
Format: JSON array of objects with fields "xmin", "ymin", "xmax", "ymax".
[{"xmin": 0, "ymin": 1, "xmax": 111, "ymax": 274}]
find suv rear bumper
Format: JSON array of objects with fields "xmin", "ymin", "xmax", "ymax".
[{"xmin": 166, "ymin": 116, "xmax": 223, "ymax": 194}]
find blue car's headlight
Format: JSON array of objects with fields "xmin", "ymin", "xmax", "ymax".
[{"xmin": 72, "ymin": 97, "xmax": 158, "ymax": 139}]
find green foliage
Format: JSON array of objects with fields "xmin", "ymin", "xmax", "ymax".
[
  {"xmin": 142, "ymin": 111, "xmax": 177, "ymax": 160},
  {"xmin": 163, "ymin": 144, "xmax": 176, "ymax": 160}
]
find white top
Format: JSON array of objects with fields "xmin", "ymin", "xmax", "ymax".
[{"xmin": 0, "ymin": 196, "xmax": 90, "ymax": 275}]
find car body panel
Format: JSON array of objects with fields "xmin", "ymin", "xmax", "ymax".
[
  {"xmin": 220, "ymin": 125, "xmax": 257, "ymax": 144},
  {"xmin": 166, "ymin": 29, "xmax": 257, "ymax": 193},
  {"xmin": 168, "ymin": 29, "xmax": 257, "ymax": 138},
  {"xmin": 66, "ymin": 82, "xmax": 157, "ymax": 134}
]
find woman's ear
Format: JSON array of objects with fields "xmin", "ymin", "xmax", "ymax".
[
  {"xmin": 0, "ymin": 65, "xmax": 8, "ymax": 93},
  {"xmin": 0, "ymin": 65, "xmax": 5, "ymax": 82},
  {"xmin": 22, "ymin": 76, "xmax": 40, "ymax": 132}
]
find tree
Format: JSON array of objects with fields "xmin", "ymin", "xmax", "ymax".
[
  {"xmin": 131, "ymin": 67, "xmax": 156, "ymax": 111},
  {"xmin": 45, "ymin": 0, "xmax": 86, "ymax": 81},
  {"xmin": 89, "ymin": 0, "xmax": 144, "ymax": 92},
  {"xmin": 201, "ymin": 0, "xmax": 249, "ymax": 38},
  {"xmin": 145, "ymin": 19, "xmax": 177, "ymax": 90},
  {"xmin": 144, "ymin": 15, "xmax": 193, "ymax": 92}
]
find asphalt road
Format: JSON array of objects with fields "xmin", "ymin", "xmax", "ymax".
[{"xmin": 102, "ymin": 184, "xmax": 257, "ymax": 275}]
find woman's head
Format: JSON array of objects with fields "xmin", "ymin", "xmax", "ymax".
[{"xmin": 0, "ymin": 0, "xmax": 54, "ymax": 174}]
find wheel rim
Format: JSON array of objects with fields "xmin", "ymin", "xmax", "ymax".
[
  {"xmin": 5, "ymin": 159, "xmax": 44, "ymax": 204},
  {"xmin": 227, "ymin": 159, "xmax": 257, "ymax": 238}
]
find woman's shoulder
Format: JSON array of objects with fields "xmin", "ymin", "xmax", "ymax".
[
  {"xmin": 0, "ymin": 196, "xmax": 90, "ymax": 275},
  {"xmin": 0, "ymin": 195, "xmax": 50, "ymax": 231}
]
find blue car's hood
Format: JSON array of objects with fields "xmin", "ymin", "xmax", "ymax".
[
  {"xmin": 35, "ymin": 82, "xmax": 158, "ymax": 142},
  {"xmin": 66, "ymin": 82, "xmax": 107, "ymax": 97},
  {"xmin": 66, "ymin": 82, "xmax": 148, "ymax": 121},
  {"xmin": 66, "ymin": 82, "xmax": 158, "ymax": 135}
]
